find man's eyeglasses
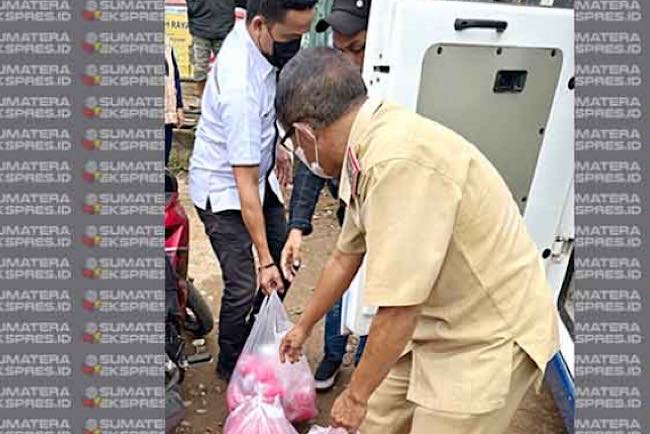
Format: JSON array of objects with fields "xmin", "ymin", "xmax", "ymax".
[
  {"xmin": 279, "ymin": 122, "xmax": 318, "ymax": 155},
  {"xmin": 279, "ymin": 125, "xmax": 296, "ymax": 153}
]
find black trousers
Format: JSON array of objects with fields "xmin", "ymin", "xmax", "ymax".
[{"xmin": 196, "ymin": 186, "xmax": 289, "ymax": 377}]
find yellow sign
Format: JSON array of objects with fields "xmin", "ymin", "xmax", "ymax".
[{"xmin": 165, "ymin": 6, "xmax": 193, "ymax": 79}]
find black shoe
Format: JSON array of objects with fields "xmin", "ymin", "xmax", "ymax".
[{"xmin": 314, "ymin": 358, "xmax": 341, "ymax": 391}]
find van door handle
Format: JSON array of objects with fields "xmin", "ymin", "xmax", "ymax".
[{"xmin": 454, "ymin": 19, "xmax": 508, "ymax": 33}]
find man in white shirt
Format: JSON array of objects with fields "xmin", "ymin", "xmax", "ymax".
[{"xmin": 188, "ymin": 0, "xmax": 316, "ymax": 380}]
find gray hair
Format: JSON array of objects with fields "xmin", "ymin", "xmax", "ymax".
[{"xmin": 276, "ymin": 47, "xmax": 367, "ymax": 130}]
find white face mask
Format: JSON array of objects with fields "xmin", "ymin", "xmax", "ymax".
[
  {"xmin": 294, "ymin": 144, "xmax": 332, "ymax": 179},
  {"xmin": 292, "ymin": 124, "xmax": 334, "ymax": 179}
]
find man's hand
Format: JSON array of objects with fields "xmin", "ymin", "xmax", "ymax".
[
  {"xmin": 279, "ymin": 249, "xmax": 364, "ymax": 364},
  {"xmin": 275, "ymin": 145, "xmax": 292, "ymax": 188},
  {"xmin": 331, "ymin": 387, "xmax": 368, "ymax": 433},
  {"xmin": 281, "ymin": 229, "xmax": 303, "ymax": 282},
  {"xmin": 259, "ymin": 264, "xmax": 285, "ymax": 295},
  {"xmin": 279, "ymin": 323, "xmax": 310, "ymax": 363},
  {"xmin": 176, "ymin": 108, "xmax": 185, "ymax": 128}
]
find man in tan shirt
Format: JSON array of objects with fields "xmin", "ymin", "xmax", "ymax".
[{"xmin": 277, "ymin": 47, "xmax": 560, "ymax": 434}]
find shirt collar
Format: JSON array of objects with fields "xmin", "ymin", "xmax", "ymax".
[
  {"xmin": 236, "ymin": 20, "xmax": 276, "ymax": 80},
  {"xmin": 347, "ymin": 97, "xmax": 383, "ymax": 152}
]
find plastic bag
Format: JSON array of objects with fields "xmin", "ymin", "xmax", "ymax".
[
  {"xmin": 340, "ymin": 259, "xmax": 377, "ymax": 336},
  {"xmin": 224, "ymin": 395, "xmax": 299, "ymax": 434},
  {"xmin": 227, "ymin": 292, "xmax": 318, "ymax": 422},
  {"xmin": 279, "ymin": 358, "xmax": 318, "ymax": 421},
  {"xmin": 307, "ymin": 426, "xmax": 349, "ymax": 434}
]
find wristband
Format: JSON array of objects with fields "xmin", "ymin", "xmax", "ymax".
[{"xmin": 258, "ymin": 262, "xmax": 275, "ymax": 271}]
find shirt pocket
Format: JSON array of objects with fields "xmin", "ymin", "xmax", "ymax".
[{"xmin": 407, "ymin": 341, "xmax": 514, "ymax": 414}]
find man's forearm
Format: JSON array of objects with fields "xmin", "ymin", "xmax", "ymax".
[
  {"xmin": 240, "ymin": 196, "xmax": 272, "ymax": 264},
  {"xmin": 297, "ymin": 249, "xmax": 363, "ymax": 331},
  {"xmin": 348, "ymin": 305, "xmax": 420, "ymax": 403},
  {"xmin": 233, "ymin": 166, "xmax": 272, "ymax": 264}
]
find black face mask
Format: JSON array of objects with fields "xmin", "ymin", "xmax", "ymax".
[{"xmin": 265, "ymin": 37, "xmax": 302, "ymax": 70}]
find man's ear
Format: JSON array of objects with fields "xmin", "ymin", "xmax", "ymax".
[
  {"xmin": 249, "ymin": 16, "xmax": 265, "ymax": 36},
  {"xmin": 247, "ymin": 16, "xmax": 260, "ymax": 41}
]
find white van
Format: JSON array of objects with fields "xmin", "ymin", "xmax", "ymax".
[{"xmin": 342, "ymin": 0, "xmax": 575, "ymax": 429}]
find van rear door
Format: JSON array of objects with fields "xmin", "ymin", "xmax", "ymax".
[{"xmin": 363, "ymin": 1, "xmax": 575, "ymax": 427}]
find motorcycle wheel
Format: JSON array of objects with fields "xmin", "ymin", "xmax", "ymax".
[{"xmin": 185, "ymin": 280, "xmax": 214, "ymax": 337}]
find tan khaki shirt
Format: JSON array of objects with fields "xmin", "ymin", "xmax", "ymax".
[{"xmin": 338, "ymin": 99, "xmax": 560, "ymax": 414}]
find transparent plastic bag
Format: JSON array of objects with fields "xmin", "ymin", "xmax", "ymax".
[
  {"xmin": 307, "ymin": 426, "xmax": 349, "ymax": 434},
  {"xmin": 227, "ymin": 292, "xmax": 318, "ymax": 422},
  {"xmin": 224, "ymin": 395, "xmax": 299, "ymax": 434}
]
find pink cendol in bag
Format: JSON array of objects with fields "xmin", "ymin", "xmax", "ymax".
[
  {"xmin": 226, "ymin": 353, "xmax": 285, "ymax": 411},
  {"xmin": 280, "ymin": 360, "xmax": 318, "ymax": 421},
  {"xmin": 226, "ymin": 293, "xmax": 318, "ymax": 426},
  {"xmin": 224, "ymin": 396, "xmax": 299, "ymax": 434}
]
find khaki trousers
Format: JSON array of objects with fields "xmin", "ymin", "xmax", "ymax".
[{"xmin": 360, "ymin": 345, "xmax": 541, "ymax": 434}]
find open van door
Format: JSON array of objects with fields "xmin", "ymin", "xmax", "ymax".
[{"xmin": 363, "ymin": 0, "xmax": 575, "ymax": 429}]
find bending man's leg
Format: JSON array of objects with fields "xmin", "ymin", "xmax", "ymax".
[
  {"xmin": 360, "ymin": 353, "xmax": 414, "ymax": 434},
  {"xmin": 196, "ymin": 206, "xmax": 256, "ymax": 379},
  {"xmin": 324, "ymin": 299, "xmax": 349, "ymax": 362},
  {"xmin": 314, "ymin": 299, "xmax": 349, "ymax": 390}
]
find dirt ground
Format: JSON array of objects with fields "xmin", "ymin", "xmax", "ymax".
[{"xmin": 171, "ymin": 81, "xmax": 567, "ymax": 434}]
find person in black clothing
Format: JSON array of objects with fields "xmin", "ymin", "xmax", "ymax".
[{"xmin": 186, "ymin": 0, "xmax": 236, "ymax": 104}]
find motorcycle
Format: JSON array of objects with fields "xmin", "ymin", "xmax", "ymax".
[
  {"xmin": 165, "ymin": 168, "xmax": 214, "ymax": 338},
  {"xmin": 165, "ymin": 168, "xmax": 214, "ymax": 432}
]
